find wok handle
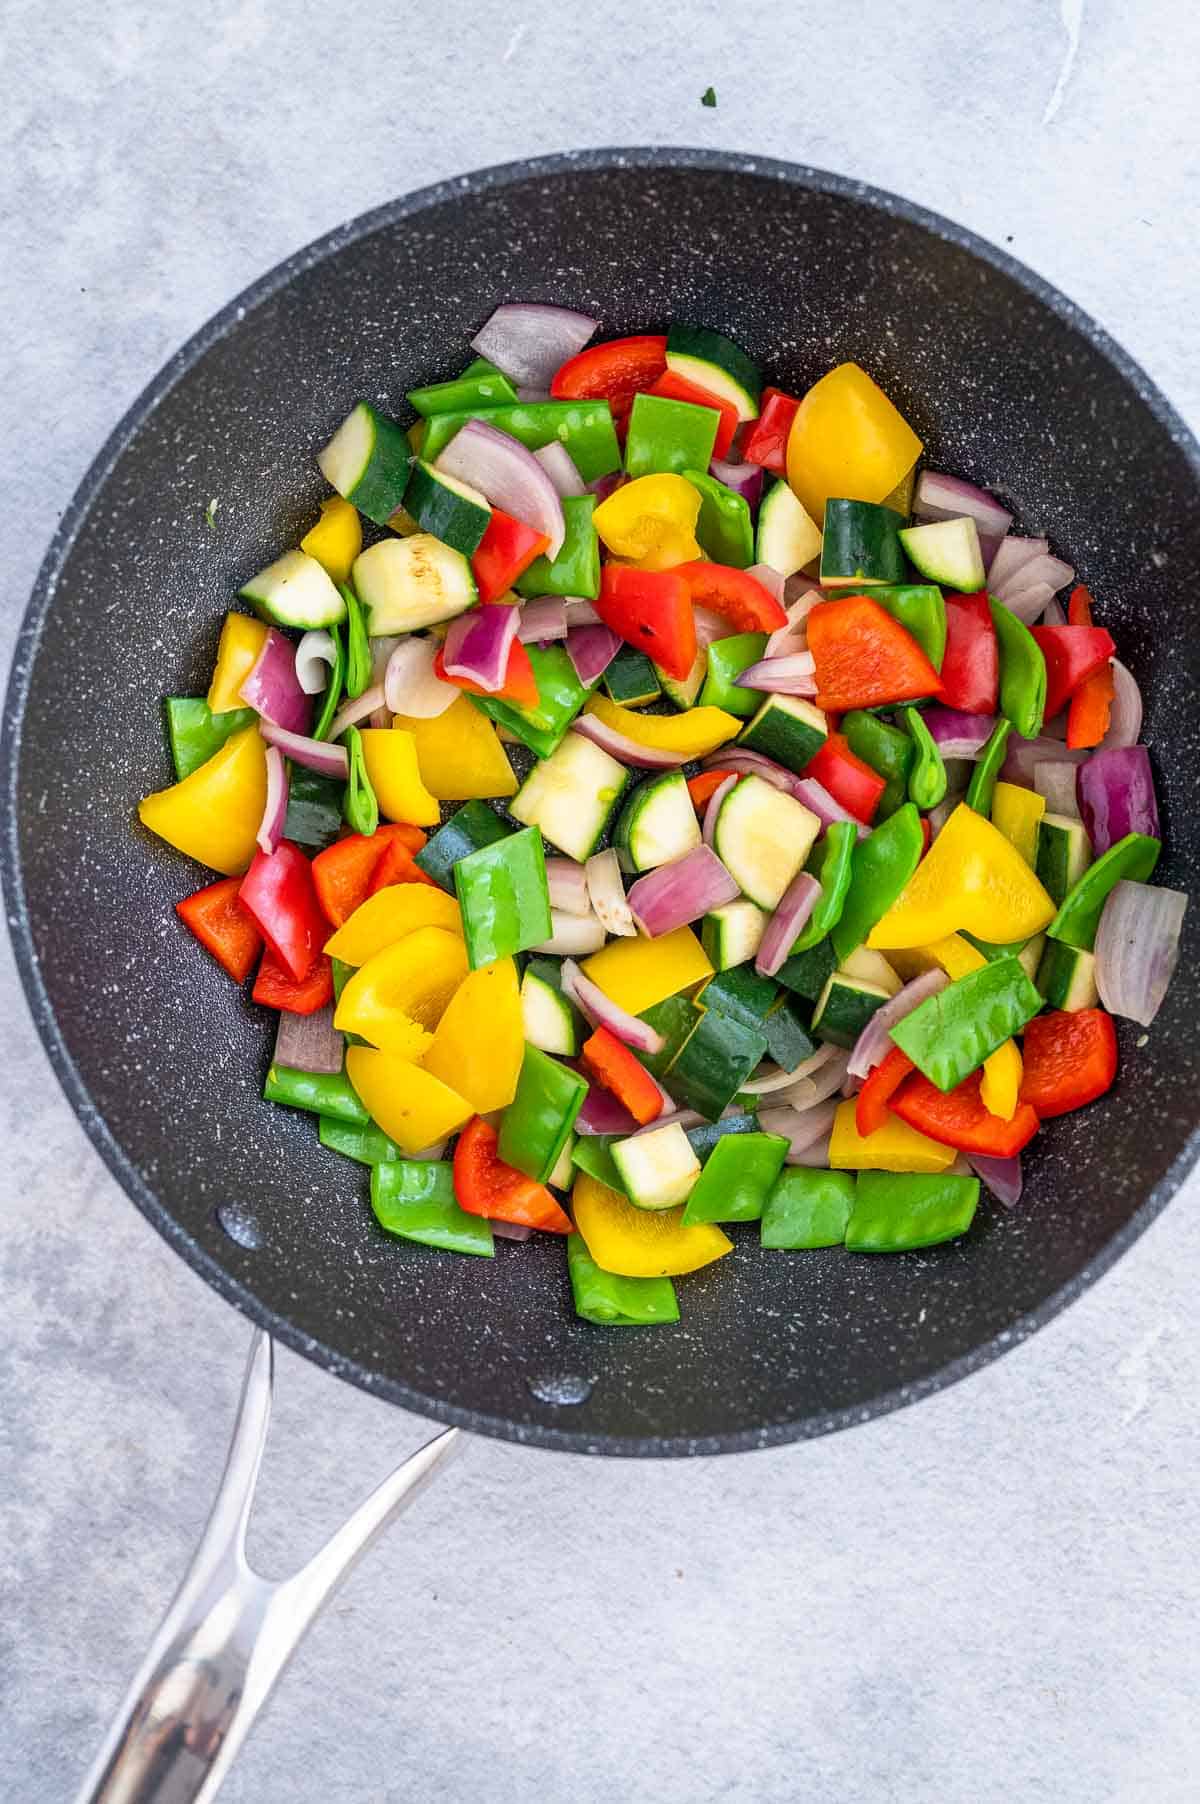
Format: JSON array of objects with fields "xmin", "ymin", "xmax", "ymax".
[{"xmin": 74, "ymin": 1330, "xmax": 464, "ymax": 1804}]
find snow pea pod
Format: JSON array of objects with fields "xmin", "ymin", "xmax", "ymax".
[
  {"xmin": 567, "ymin": 1234, "xmax": 679, "ymax": 1325},
  {"xmin": 890, "ymin": 955, "xmax": 1043, "ymax": 1091},
  {"xmin": 1047, "ymin": 831, "xmax": 1161, "ymax": 949},
  {"xmin": 312, "ymin": 621, "xmax": 346, "ymax": 742},
  {"xmin": 964, "ymin": 717, "xmax": 1012, "ymax": 816},
  {"xmin": 902, "ymin": 705, "xmax": 948, "ymax": 810},
  {"xmin": 831, "ymin": 803, "xmax": 924, "ymax": 963},
  {"xmin": 989, "ymin": 598, "xmax": 1047, "ymax": 739},
  {"xmin": 792, "ymin": 820, "xmax": 858, "ymax": 953},
  {"xmin": 341, "ymin": 726, "xmax": 379, "ymax": 837},
  {"xmin": 761, "ymin": 1169, "xmax": 856, "ymax": 1249},
  {"xmin": 842, "ymin": 709, "xmax": 913, "ymax": 819},
  {"xmin": 845, "ymin": 1171, "xmax": 979, "ymax": 1251},
  {"xmin": 371, "ymin": 1160, "xmax": 494, "ymax": 1257}
]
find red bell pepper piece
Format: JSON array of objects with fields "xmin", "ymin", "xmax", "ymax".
[
  {"xmin": 252, "ymin": 947, "xmax": 334, "ymax": 1015},
  {"xmin": 550, "ymin": 334, "xmax": 668, "ymax": 422},
  {"xmin": 1030, "ymin": 624, "xmax": 1117, "ymax": 719},
  {"xmin": 646, "ymin": 370, "xmax": 737, "ymax": 458},
  {"xmin": 580, "ymin": 1026, "xmax": 664, "ymax": 1127},
  {"xmin": 368, "ymin": 832, "xmax": 439, "ymax": 895},
  {"xmin": 433, "ymin": 639, "xmax": 540, "ymax": 708},
  {"xmin": 807, "ymin": 595, "xmax": 944, "ymax": 711},
  {"xmin": 176, "ymin": 876, "xmax": 263, "ymax": 982},
  {"xmin": 238, "ymin": 840, "xmax": 327, "ymax": 983},
  {"xmin": 594, "ymin": 565, "xmax": 696, "ymax": 680},
  {"xmin": 891, "ymin": 1069, "xmax": 1040, "ymax": 1157},
  {"xmin": 311, "ymin": 833, "xmax": 387, "ymax": 926},
  {"xmin": 673, "ymin": 561, "xmax": 788, "ymax": 634},
  {"xmin": 1018, "ymin": 1008, "xmax": 1117, "ymax": 1118},
  {"xmin": 939, "ymin": 592, "xmax": 999, "ymax": 713},
  {"xmin": 687, "ymin": 768, "xmax": 738, "ymax": 811},
  {"xmin": 855, "ymin": 1045, "xmax": 916, "ymax": 1138},
  {"xmin": 802, "ymin": 732, "xmax": 887, "ymax": 824},
  {"xmin": 452, "ymin": 1116, "xmax": 574, "ymax": 1233},
  {"xmin": 739, "ymin": 386, "xmax": 801, "ymax": 474},
  {"xmin": 471, "ymin": 508, "xmax": 549, "ymax": 604},
  {"xmin": 1064, "ymin": 586, "xmax": 1114, "ymax": 748},
  {"xmin": 918, "ymin": 817, "xmax": 933, "ymax": 858}
]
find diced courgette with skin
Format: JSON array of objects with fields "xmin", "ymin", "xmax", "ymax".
[
  {"xmin": 317, "ymin": 400, "xmax": 413, "ymax": 524},
  {"xmin": 669, "ymin": 1006, "xmax": 769, "ymax": 1120},
  {"xmin": 604, "ymin": 646, "xmax": 661, "ymax": 707},
  {"xmin": 352, "ymin": 533, "xmax": 477, "ymax": 633},
  {"xmin": 1035, "ymin": 812, "xmax": 1092, "ymax": 906},
  {"xmin": 762, "ymin": 995, "xmax": 817, "ymax": 1071},
  {"xmin": 713, "ymin": 774, "xmax": 822, "ymax": 909},
  {"xmin": 738, "ymin": 693, "xmax": 828, "ymax": 773},
  {"xmin": 612, "ymin": 771, "xmax": 700, "ymax": 873},
  {"xmin": 755, "ymin": 479, "xmax": 822, "ymax": 576},
  {"xmin": 656, "ymin": 643, "xmax": 707, "ymax": 710},
  {"xmin": 838, "ymin": 945, "xmax": 902, "ymax": 996},
  {"xmin": 700, "ymin": 898, "xmax": 767, "ymax": 971},
  {"xmin": 685, "ymin": 1113, "xmax": 763, "ymax": 1161},
  {"xmin": 403, "ymin": 460, "xmax": 491, "ymax": 556},
  {"xmin": 239, "ymin": 550, "xmax": 347, "ymax": 629},
  {"xmin": 1036, "ymin": 938, "xmax": 1100, "ymax": 1011},
  {"xmin": 611, "ymin": 1121, "xmax": 702, "ymax": 1211},
  {"xmin": 511, "ymin": 733, "xmax": 629, "ymax": 862},
  {"xmin": 635, "ymin": 995, "xmax": 701, "ymax": 1079},
  {"xmin": 548, "ymin": 1134, "xmax": 577, "ymax": 1193},
  {"xmin": 414, "ymin": 799, "xmax": 512, "ymax": 891},
  {"xmin": 819, "ymin": 499, "xmax": 906, "ymax": 587},
  {"xmin": 776, "ymin": 937, "xmax": 838, "ymax": 1001},
  {"xmin": 520, "ymin": 957, "xmax": 584, "ymax": 1055},
  {"xmin": 811, "ymin": 973, "xmax": 892, "ymax": 1048},
  {"xmin": 699, "ymin": 962, "xmax": 779, "ymax": 1026},
  {"xmin": 665, "ymin": 322, "xmax": 762, "ymax": 421},
  {"xmin": 898, "ymin": 516, "xmax": 985, "ymax": 591}
]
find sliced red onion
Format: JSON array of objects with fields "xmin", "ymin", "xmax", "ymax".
[
  {"xmin": 755, "ymin": 872, "xmax": 822, "ymax": 977},
  {"xmin": 259, "ymin": 720, "xmax": 350, "ymax": 779},
  {"xmin": 736, "ymin": 652, "xmax": 817, "ymax": 696},
  {"xmin": 571, "ymin": 714, "xmax": 681, "ymax": 770},
  {"xmin": 585, "ymin": 849, "xmax": 636, "ymax": 937},
  {"xmin": 1076, "ymin": 744, "xmax": 1159, "ymax": 852},
  {"xmin": 784, "ymin": 1053, "xmax": 854, "ymax": 1112},
  {"xmin": 294, "ymin": 629, "xmax": 337, "ymax": 696},
  {"xmin": 586, "ymin": 472, "xmax": 624, "ymax": 504},
  {"xmin": 765, "ymin": 589, "xmax": 821, "ymax": 657},
  {"xmin": 783, "ymin": 1130, "xmax": 833, "ymax": 1168},
  {"xmin": 1001, "ymin": 733, "xmax": 1088, "ymax": 788},
  {"xmin": 565, "ymin": 624, "xmax": 622, "ymax": 687},
  {"xmin": 1039, "ymin": 709, "xmax": 1069, "ymax": 742},
  {"xmin": 575, "ymin": 1085, "xmax": 640, "ymax": 1137},
  {"xmin": 927, "ymin": 792, "xmax": 963, "ymax": 838},
  {"xmin": 710, "ymin": 459, "xmax": 765, "ymax": 508},
  {"xmin": 701, "ymin": 774, "xmax": 739, "ymax": 848},
  {"xmin": 744, "ymin": 562, "xmax": 785, "ymax": 605},
  {"xmin": 740, "ymin": 1043, "xmax": 843, "ymax": 1094},
  {"xmin": 435, "ymin": 419, "xmax": 565, "ymax": 557},
  {"xmin": 274, "ymin": 1004, "xmax": 342, "ymax": 1075},
  {"xmin": 628, "ymin": 1107, "xmax": 704, "ymax": 1140},
  {"xmin": 758, "ymin": 1099, "xmax": 839, "ymax": 1159},
  {"xmin": 384, "ymin": 637, "xmax": 459, "ymax": 718},
  {"xmin": 492, "ymin": 1219, "xmax": 534, "ymax": 1241},
  {"xmin": 560, "ymin": 958, "xmax": 665, "ymax": 1054},
  {"xmin": 994, "ymin": 581, "xmax": 1056, "ymax": 626},
  {"xmin": 1032, "ymin": 759, "xmax": 1082, "ymax": 818},
  {"xmin": 534, "ymin": 441, "xmax": 586, "ymax": 497},
  {"xmin": 328, "ymin": 684, "xmax": 385, "ymax": 740},
  {"xmin": 517, "ymin": 597, "xmax": 569, "ymax": 643},
  {"xmin": 627, "ymin": 846, "xmax": 741, "ymax": 938},
  {"xmin": 531, "ymin": 910, "xmax": 607, "ymax": 956},
  {"xmin": 701, "ymin": 747, "xmax": 794, "ymax": 792},
  {"xmin": 563, "ymin": 596, "xmax": 601, "ymax": 626},
  {"xmin": 922, "ymin": 707, "xmax": 997, "ymax": 758},
  {"xmin": 914, "ymin": 470, "xmax": 1012, "ymax": 545},
  {"xmin": 993, "ymin": 551, "xmax": 1074, "ymax": 604},
  {"xmin": 545, "ymin": 858, "xmax": 593, "ymax": 917},
  {"xmin": 986, "ymin": 534, "xmax": 1049, "ymax": 590},
  {"xmin": 1040, "ymin": 594, "xmax": 1067, "ymax": 626},
  {"xmin": 966, "ymin": 1152, "xmax": 1024, "ymax": 1209},
  {"xmin": 1095, "ymin": 880, "xmax": 1188, "ymax": 1026},
  {"xmin": 239, "ymin": 628, "xmax": 313, "ymax": 735},
  {"xmin": 846, "ymin": 968, "xmax": 950, "ymax": 1080},
  {"xmin": 442, "ymin": 602, "xmax": 520, "ymax": 693},
  {"xmin": 256, "ymin": 746, "xmax": 289, "ymax": 855},
  {"xmin": 470, "ymin": 302, "xmax": 597, "ymax": 389},
  {"xmin": 411, "ymin": 1140, "xmax": 448, "ymax": 1162},
  {"xmin": 1100, "ymin": 660, "xmax": 1143, "ymax": 750},
  {"xmin": 791, "ymin": 778, "xmax": 870, "ymax": 839}
]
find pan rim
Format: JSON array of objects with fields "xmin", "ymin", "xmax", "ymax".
[{"xmin": 4, "ymin": 146, "xmax": 1199, "ymax": 1456}]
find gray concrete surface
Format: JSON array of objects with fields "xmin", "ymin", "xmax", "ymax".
[{"xmin": 2, "ymin": 3, "xmax": 1198, "ymax": 1799}]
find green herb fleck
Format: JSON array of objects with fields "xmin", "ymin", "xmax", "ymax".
[
  {"xmin": 701, "ymin": 86, "xmax": 717, "ymax": 108},
  {"xmin": 204, "ymin": 497, "xmax": 219, "ymax": 529}
]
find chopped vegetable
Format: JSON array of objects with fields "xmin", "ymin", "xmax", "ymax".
[
  {"xmin": 1018, "ymin": 1008, "xmax": 1117, "ymax": 1118},
  {"xmin": 807, "ymin": 595, "xmax": 944, "ymax": 710},
  {"xmin": 844, "ymin": 1171, "xmax": 979, "ymax": 1251},
  {"xmin": 453, "ymin": 1117, "xmax": 572, "ymax": 1232}
]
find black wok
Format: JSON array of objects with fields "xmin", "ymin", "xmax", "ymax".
[{"xmin": 4, "ymin": 150, "xmax": 1198, "ymax": 1458}]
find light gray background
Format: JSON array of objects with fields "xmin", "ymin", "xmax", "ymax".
[{"xmin": 3, "ymin": 3, "xmax": 1198, "ymax": 1800}]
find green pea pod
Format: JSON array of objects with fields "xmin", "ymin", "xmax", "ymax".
[
  {"xmin": 902, "ymin": 706, "xmax": 948, "ymax": 810},
  {"xmin": 831, "ymin": 803, "xmax": 924, "ymax": 963},
  {"xmin": 312, "ymin": 621, "xmax": 346, "ymax": 742},
  {"xmin": 264, "ymin": 1065, "xmax": 366, "ymax": 1124},
  {"xmin": 371, "ymin": 1160, "xmax": 494, "ymax": 1257},
  {"xmin": 339, "ymin": 582, "xmax": 373, "ymax": 699},
  {"xmin": 567, "ymin": 1234, "xmax": 679, "ymax": 1325},
  {"xmin": 871, "ymin": 585, "xmax": 947, "ymax": 670},
  {"xmin": 845, "ymin": 1171, "xmax": 979, "ymax": 1252},
  {"xmin": 514, "ymin": 495, "xmax": 600, "ymax": 599},
  {"xmin": 699, "ymin": 632, "xmax": 767, "ymax": 716},
  {"xmin": 682, "ymin": 469, "xmax": 754, "ymax": 567},
  {"xmin": 469, "ymin": 643, "xmax": 594, "ymax": 758},
  {"xmin": 1048, "ymin": 831, "xmax": 1161, "ymax": 949},
  {"xmin": 319, "ymin": 1116, "xmax": 405, "ymax": 1166},
  {"xmin": 419, "ymin": 400, "xmax": 622, "ymax": 484},
  {"xmin": 497, "ymin": 1043, "xmax": 587, "ymax": 1181},
  {"xmin": 680, "ymin": 1132, "xmax": 789, "ymax": 1225},
  {"xmin": 842, "ymin": 709, "xmax": 913, "ymax": 820},
  {"xmin": 792, "ymin": 820, "xmax": 857, "ymax": 952},
  {"xmin": 163, "ymin": 698, "xmax": 257, "ymax": 780},
  {"xmin": 964, "ymin": 717, "xmax": 1012, "ymax": 816},
  {"xmin": 890, "ymin": 956, "xmax": 1043, "ymax": 1091},
  {"xmin": 989, "ymin": 598, "xmax": 1047, "ymax": 739},
  {"xmin": 761, "ymin": 1169, "xmax": 857, "ymax": 1249},
  {"xmin": 342, "ymin": 726, "xmax": 379, "ymax": 837}
]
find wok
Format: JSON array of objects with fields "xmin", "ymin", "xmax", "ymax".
[{"xmin": 4, "ymin": 149, "xmax": 1199, "ymax": 1799}]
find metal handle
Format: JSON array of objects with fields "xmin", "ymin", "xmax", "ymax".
[{"xmin": 75, "ymin": 1330, "xmax": 464, "ymax": 1804}]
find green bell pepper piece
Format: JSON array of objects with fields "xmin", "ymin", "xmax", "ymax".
[
  {"xmin": 902, "ymin": 705, "xmax": 948, "ymax": 810},
  {"xmin": 406, "ymin": 358, "xmax": 518, "ymax": 417},
  {"xmin": 871, "ymin": 585, "xmax": 947, "ymax": 670},
  {"xmin": 339, "ymin": 583, "xmax": 372, "ymax": 699},
  {"xmin": 163, "ymin": 698, "xmax": 257, "ymax": 780},
  {"xmin": 761, "ymin": 1169, "xmax": 857, "ymax": 1249},
  {"xmin": 515, "ymin": 494, "xmax": 600, "ymax": 599},
  {"xmin": 312, "ymin": 621, "xmax": 346, "ymax": 743},
  {"xmin": 420, "ymin": 401, "xmax": 621, "ymax": 484},
  {"xmin": 700, "ymin": 632, "xmax": 768, "ymax": 716},
  {"xmin": 842, "ymin": 709, "xmax": 913, "ymax": 819},
  {"xmin": 845, "ymin": 1170, "xmax": 979, "ymax": 1252},
  {"xmin": 454, "ymin": 824, "xmax": 552, "ymax": 968},
  {"xmin": 681, "ymin": 1131, "xmax": 788, "ymax": 1224},
  {"xmin": 415, "ymin": 800, "xmax": 512, "ymax": 892},
  {"xmin": 319, "ymin": 1115, "xmax": 405, "ymax": 1165},
  {"xmin": 964, "ymin": 717, "xmax": 1012, "ymax": 816},
  {"xmin": 469, "ymin": 643, "xmax": 594, "ymax": 757},
  {"xmin": 776, "ymin": 937, "xmax": 838, "ymax": 1001},
  {"xmin": 1047, "ymin": 831, "xmax": 1161, "ymax": 950},
  {"xmin": 762, "ymin": 996, "xmax": 817, "ymax": 1072},
  {"xmin": 989, "ymin": 597, "xmax": 1047, "ymax": 739},
  {"xmin": 636, "ymin": 995, "xmax": 700, "ymax": 1079},
  {"xmin": 682, "ymin": 469, "xmax": 754, "ymax": 567},
  {"xmin": 341, "ymin": 725, "xmax": 379, "ymax": 837},
  {"xmin": 371, "ymin": 1160, "xmax": 494, "ymax": 1257},
  {"xmin": 890, "ymin": 955, "xmax": 1043, "ymax": 1091},
  {"xmin": 499, "ymin": 1044, "xmax": 588, "ymax": 1182},
  {"xmin": 567, "ymin": 1233, "xmax": 679, "ymax": 1325},
  {"xmin": 264, "ymin": 1065, "xmax": 365, "ymax": 1124},
  {"xmin": 624, "ymin": 393, "xmax": 719, "ymax": 478},
  {"xmin": 792, "ymin": 820, "xmax": 857, "ymax": 953},
  {"xmin": 831, "ymin": 803, "xmax": 924, "ymax": 963},
  {"xmin": 685, "ymin": 1112, "xmax": 762, "ymax": 1161},
  {"xmin": 283, "ymin": 768, "xmax": 345, "ymax": 850},
  {"xmin": 571, "ymin": 1133, "xmax": 628, "ymax": 1194}
]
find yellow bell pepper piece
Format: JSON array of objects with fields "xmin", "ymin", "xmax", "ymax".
[
  {"xmin": 867, "ymin": 803, "xmax": 1055, "ymax": 951},
  {"xmin": 324, "ymin": 883, "xmax": 461, "ymax": 966},
  {"xmin": 346, "ymin": 1046, "xmax": 473, "ymax": 1155},
  {"xmin": 334, "ymin": 925, "xmax": 467, "ymax": 1054},
  {"xmin": 922, "ymin": 932, "xmax": 986, "ymax": 981},
  {"xmin": 990, "ymin": 781, "xmax": 1046, "ymax": 870},
  {"xmin": 358, "ymin": 728, "xmax": 440, "ymax": 826},
  {"xmin": 581, "ymin": 926, "xmax": 712, "ymax": 1018},
  {"xmin": 786, "ymin": 362, "xmax": 923, "ymax": 527},
  {"xmin": 206, "ymin": 613, "xmax": 269, "ymax": 715},
  {"xmin": 593, "ymin": 474, "xmax": 703, "ymax": 571},
  {"xmin": 583, "ymin": 694, "xmax": 741, "ymax": 761},
  {"xmin": 391, "ymin": 696, "xmax": 517, "ymax": 801},
  {"xmin": 300, "ymin": 495, "xmax": 362, "ymax": 585},
  {"xmin": 829, "ymin": 1100, "xmax": 958, "ymax": 1174},
  {"xmin": 421, "ymin": 958, "xmax": 524, "ymax": 1113},
  {"xmin": 138, "ymin": 724, "xmax": 267, "ymax": 875},
  {"xmin": 979, "ymin": 1039, "xmax": 1023, "ymax": 1121},
  {"xmin": 572, "ymin": 1173, "xmax": 732, "ymax": 1278}
]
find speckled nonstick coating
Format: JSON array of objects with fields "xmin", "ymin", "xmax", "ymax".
[{"xmin": 4, "ymin": 150, "xmax": 1199, "ymax": 1456}]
